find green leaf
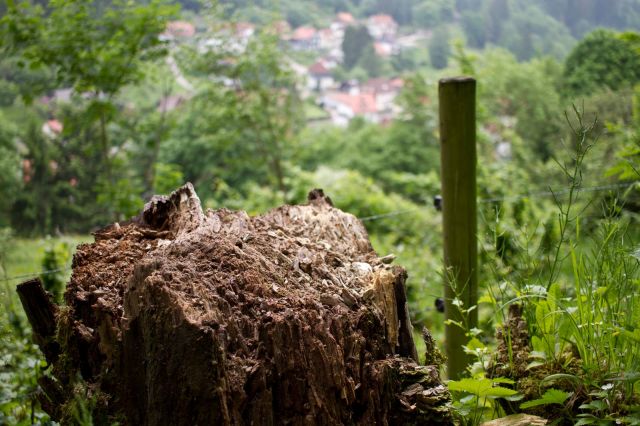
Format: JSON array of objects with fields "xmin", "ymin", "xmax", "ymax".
[
  {"xmin": 574, "ymin": 418, "xmax": 597, "ymax": 426},
  {"xmin": 491, "ymin": 377, "xmax": 515, "ymax": 385},
  {"xmin": 541, "ymin": 373, "xmax": 581, "ymax": 386},
  {"xmin": 504, "ymin": 394, "xmax": 525, "ymax": 402},
  {"xmin": 478, "ymin": 294, "xmax": 495, "ymax": 304},
  {"xmin": 579, "ymin": 400, "xmax": 607, "ymax": 411},
  {"xmin": 529, "ymin": 350, "xmax": 547, "ymax": 360},
  {"xmin": 448, "ymin": 378, "xmax": 518, "ymax": 398},
  {"xmin": 520, "ymin": 389, "xmax": 571, "ymax": 409},
  {"xmin": 526, "ymin": 361, "xmax": 545, "ymax": 370},
  {"xmin": 465, "ymin": 337, "xmax": 486, "ymax": 351}
]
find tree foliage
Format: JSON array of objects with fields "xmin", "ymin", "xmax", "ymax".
[
  {"xmin": 342, "ymin": 25, "xmax": 373, "ymax": 71},
  {"xmin": 429, "ymin": 26, "xmax": 450, "ymax": 70},
  {"xmin": 563, "ymin": 29, "xmax": 640, "ymax": 98},
  {"xmin": 164, "ymin": 29, "xmax": 303, "ymax": 202},
  {"xmin": 0, "ymin": 0, "xmax": 177, "ymax": 232}
]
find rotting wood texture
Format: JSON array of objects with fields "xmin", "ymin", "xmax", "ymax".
[{"xmin": 19, "ymin": 184, "xmax": 453, "ymax": 425}]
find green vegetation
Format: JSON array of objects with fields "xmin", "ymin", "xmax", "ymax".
[
  {"xmin": 1, "ymin": 235, "xmax": 89, "ymax": 424},
  {"xmin": 563, "ymin": 29, "xmax": 640, "ymax": 97},
  {"xmin": 216, "ymin": 0, "xmax": 640, "ymax": 63},
  {"xmin": 1, "ymin": 0, "xmax": 640, "ymax": 423}
]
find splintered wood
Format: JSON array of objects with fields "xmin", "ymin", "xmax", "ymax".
[{"xmin": 18, "ymin": 184, "xmax": 452, "ymax": 425}]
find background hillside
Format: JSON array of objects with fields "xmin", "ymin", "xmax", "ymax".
[{"xmin": 205, "ymin": 0, "xmax": 640, "ymax": 60}]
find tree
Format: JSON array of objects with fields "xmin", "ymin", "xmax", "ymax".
[
  {"xmin": 0, "ymin": 112, "xmax": 20, "ymax": 228},
  {"xmin": 477, "ymin": 48, "xmax": 565, "ymax": 162},
  {"xmin": 413, "ymin": 0, "xmax": 455, "ymax": 29},
  {"xmin": 2, "ymin": 0, "xmax": 177, "ymax": 187},
  {"xmin": 342, "ymin": 25, "xmax": 373, "ymax": 70},
  {"xmin": 563, "ymin": 29, "xmax": 640, "ymax": 98},
  {"xmin": 499, "ymin": 4, "xmax": 574, "ymax": 61},
  {"xmin": 165, "ymin": 31, "xmax": 303, "ymax": 201},
  {"xmin": 1, "ymin": 0, "xmax": 178, "ymax": 230},
  {"xmin": 538, "ymin": 0, "xmax": 640, "ymax": 36},
  {"xmin": 461, "ymin": 11, "xmax": 486, "ymax": 48},
  {"xmin": 485, "ymin": 0, "xmax": 509, "ymax": 43},
  {"xmin": 429, "ymin": 26, "xmax": 451, "ymax": 70},
  {"xmin": 357, "ymin": 44, "xmax": 384, "ymax": 77},
  {"xmin": 363, "ymin": 0, "xmax": 413, "ymax": 26}
]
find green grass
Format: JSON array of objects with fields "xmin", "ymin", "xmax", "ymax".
[
  {"xmin": 2, "ymin": 235, "xmax": 91, "ymax": 281},
  {"xmin": 1, "ymin": 235, "xmax": 90, "ymax": 425}
]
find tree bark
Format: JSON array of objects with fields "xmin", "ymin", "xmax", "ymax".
[
  {"xmin": 20, "ymin": 184, "xmax": 452, "ymax": 425},
  {"xmin": 16, "ymin": 278, "xmax": 59, "ymax": 364}
]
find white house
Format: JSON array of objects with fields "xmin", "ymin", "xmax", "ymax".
[
  {"xmin": 322, "ymin": 91, "xmax": 379, "ymax": 126},
  {"xmin": 361, "ymin": 77, "xmax": 403, "ymax": 114},
  {"xmin": 290, "ymin": 26, "xmax": 319, "ymax": 51},
  {"xmin": 307, "ymin": 61, "xmax": 335, "ymax": 92},
  {"xmin": 367, "ymin": 14, "xmax": 398, "ymax": 41}
]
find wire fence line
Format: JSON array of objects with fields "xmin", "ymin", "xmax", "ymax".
[
  {"xmin": 359, "ymin": 208, "xmax": 421, "ymax": 222},
  {"xmin": 0, "ymin": 182, "xmax": 635, "ymax": 282},
  {"xmin": 2, "ymin": 267, "xmax": 72, "ymax": 283},
  {"xmin": 358, "ymin": 181, "xmax": 638, "ymax": 222},
  {"xmin": 478, "ymin": 181, "xmax": 636, "ymax": 204}
]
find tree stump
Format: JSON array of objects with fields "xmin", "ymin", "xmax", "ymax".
[{"xmin": 19, "ymin": 184, "xmax": 452, "ymax": 425}]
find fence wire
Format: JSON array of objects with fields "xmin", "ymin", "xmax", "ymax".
[
  {"xmin": 2, "ymin": 267, "xmax": 72, "ymax": 283},
  {"xmin": 358, "ymin": 181, "xmax": 638, "ymax": 222},
  {"xmin": 1, "ymin": 181, "xmax": 636, "ymax": 282}
]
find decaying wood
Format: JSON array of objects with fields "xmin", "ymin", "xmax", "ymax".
[
  {"xmin": 16, "ymin": 278, "xmax": 60, "ymax": 363},
  {"xmin": 19, "ymin": 184, "xmax": 452, "ymax": 425}
]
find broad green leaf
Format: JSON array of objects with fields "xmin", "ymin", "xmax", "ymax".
[
  {"xmin": 520, "ymin": 389, "xmax": 571, "ymax": 409},
  {"xmin": 490, "ymin": 377, "xmax": 515, "ymax": 385},
  {"xmin": 465, "ymin": 337, "xmax": 486, "ymax": 351},
  {"xmin": 448, "ymin": 378, "xmax": 517, "ymax": 398},
  {"xmin": 574, "ymin": 418, "xmax": 597, "ymax": 426}
]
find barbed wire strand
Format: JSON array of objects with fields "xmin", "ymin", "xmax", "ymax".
[
  {"xmin": 359, "ymin": 181, "xmax": 637, "ymax": 222},
  {"xmin": 2, "ymin": 267, "xmax": 72, "ymax": 283},
  {"xmin": 1, "ymin": 182, "xmax": 636, "ymax": 281},
  {"xmin": 359, "ymin": 208, "xmax": 420, "ymax": 222},
  {"xmin": 478, "ymin": 181, "xmax": 635, "ymax": 204}
]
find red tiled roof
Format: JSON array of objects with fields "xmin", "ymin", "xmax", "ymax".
[
  {"xmin": 362, "ymin": 77, "xmax": 404, "ymax": 93},
  {"xmin": 337, "ymin": 12, "xmax": 355, "ymax": 24},
  {"xmin": 328, "ymin": 92, "xmax": 377, "ymax": 115},
  {"xmin": 292, "ymin": 26, "xmax": 317, "ymax": 41},
  {"xmin": 165, "ymin": 21, "xmax": 196, "ymax": 38},
  {"xmin": 369, "ymin": 14, "xmax": 396, "ymax": 25},
  {"xmin": 47, "ymin": 119, "xmax": 63, "ymax": 134},
  {"xmin": 309, "ymin": 61, "xmax": 330, "ymax": 76}
]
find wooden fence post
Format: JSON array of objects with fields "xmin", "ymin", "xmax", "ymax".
[{"xmin": 438, "ymin": 77, "xmax": 478, "ymax": 380}]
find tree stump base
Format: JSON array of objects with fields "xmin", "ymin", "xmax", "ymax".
[{"xmin": 19, "ymin": 184, "xmax": 452, "ymax": 425}]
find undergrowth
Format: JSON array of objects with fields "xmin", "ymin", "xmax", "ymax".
[
  {"xmin": 1, "ymin": 235, "xmax": 84, "ymax": 425},
  {"xmin": 449, "ymin": 108, "xmax": 640, "ymax": 425}
]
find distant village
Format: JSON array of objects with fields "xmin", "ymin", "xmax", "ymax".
[{"xmin": 161, "ymin": 13, "xmax": 431, "ymax": 127}]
